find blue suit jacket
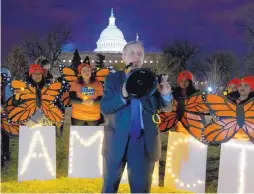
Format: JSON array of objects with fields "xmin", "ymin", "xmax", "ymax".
[{"xmin": 101, "ymin": 71, "xmax": 172, "ymax": 162}]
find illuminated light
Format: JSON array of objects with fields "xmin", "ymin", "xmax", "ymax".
[
  {"xmin": 63, "ymin": 60, "xmax": 66, "ymax": 62},
  {"xmin": 92, "ymin": 60, "xmax": 95, "ymax": 62},
  {"xmin": 157, "ymin": 61, "xmax": 159, "ymax": 63},
  {"xmin": 69, "ymin": 60, "xmax": 71, "ymax": 62},
  {"xmin": 144, "ymin": 61, "xmax": 147, "ymax": 63},
  {"xmin": 121, "ymin": 60, "xmax": 123, "ymax": 63},
  {"xmin": 19, "ymin": 130, "xmax": 55, "ymax": 176},
  {"xmin": 150, "ymin": 61, "xmax": 153, "ymax": 63},
  {"xmin": 68, "ymin": 130, "xmax": 104, "ymax": 175},
  {"xmin": 208, "ymin": 87, "xmax": 212, "ymax": 92},
  {"xmin": 223, "ymin": 141, "xmax": 254, "ymax": 194},
  {"xmin": 166, "ymin": 137, "xmax": 206, "ymax": 189},
  {"xmin": 201, "ymin": 82, "xmax": 204, "ymax": 85},
  {"xmin": 109, "ymin": 60, "xmax": 112, "ymax": 63},
  {"xmin": 115, "ymin": 60, "xmax": 118, "ymax": 63}
]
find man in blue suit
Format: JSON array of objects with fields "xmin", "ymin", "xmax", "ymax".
[{"xmin": 101, "ymin": 41, "xmax": 173, "ymax": 193}]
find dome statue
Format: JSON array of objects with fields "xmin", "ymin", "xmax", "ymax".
[{"xmin": 94, "ymin": 8, "xmax": 127, "ymax": 53}]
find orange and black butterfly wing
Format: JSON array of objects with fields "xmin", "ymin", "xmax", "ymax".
[
  {"xmin": 171, "ymin": 93, "xmax": 208, "ymax": 140},
  {"xmin": 202, "ymin": 93, "xmax": 237, "ymax": 120},
  {"xmin": 200, "ymin": 93, "xmax": 239, "ymax": 144},
  {"xmin": 61, "ymin": 91, "xmax": 71, "ymax": 107},
  {"xmin": 1, "ymin": 114, "xmax": 19, "ymax": 136},
  {"xmin": 95, "ymin": 68, "xmax": 110, "ymax": 82},
  {"xmin": 41, "ymin": 81, "xmax": 64, "ymax": 123},
  {"xmin": 184, "ymin": 92, "xmax": 209, "ymax": 114},
  {"xmin": 241, "ymin": 98, "xmax": 254, "ymax": 143},
  {"xmin": 158, "ymin": 100, "xmax": 178, "ymax": 132},
  {"xmin": 181, "ymin": 111, "xmax": 206, "ymax": 141},
  {"xmin": 7, "ymin": 80, "xmax": 38, "ymax": 124},
  {"xmin": 202, "ymin": 119, "xmax": 240, "ymax": 144},
  {"xmin": 59, "ymin": 65, "xmax": 78, "ymax": 85},
  {"xmin": 41, "ymin": 101, "xmax": 64, "ymax": 124}
]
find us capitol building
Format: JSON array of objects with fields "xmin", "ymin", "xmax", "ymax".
[{"xmin": 59, "ymin": 9, "xmax": 161, "ymax": 67}]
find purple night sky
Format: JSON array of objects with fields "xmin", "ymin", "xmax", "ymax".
[{"xmin": 2, "ymin": 0, "xmax": 254, "ymax": 62}]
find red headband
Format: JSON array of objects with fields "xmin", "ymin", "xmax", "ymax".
[
  {"xmin": 29, "ymin": 64, "xmax": 43, "ymax": 77},
  {"xmin": 239, "ymin": 76, "xmax": 254, "ymax": 91},
  {"xmin": 77, "ymin": 63, "xmax": 91, "ymax": 74},
  {"xmin": 227, "ymin": 78, "xmax": 241, "ymax": 87},
  {"xmin": 177, "ymin": 70, "xmax": 193, "ymax": 83}
]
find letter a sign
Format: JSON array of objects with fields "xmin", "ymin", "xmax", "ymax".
[{"xmin": 18, "ymin": 126, "xmax": 56, "ymax": 182}]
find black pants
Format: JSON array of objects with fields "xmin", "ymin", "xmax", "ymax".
[
  {"xmin": 1, "ymin": 130, "xmax": 10, "ymax": 167},
  {"xmin": 71, "ymin": 117, "xmax": 100, "ymax": 126}
]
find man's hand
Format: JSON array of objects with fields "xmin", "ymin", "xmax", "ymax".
[
  {"xmin": 122, "ymin": 82, "xmax": 129, "ymax": 98},
  {"xmin": 158, "ymin": 75, "xmax": 171, "ymax": 96}
]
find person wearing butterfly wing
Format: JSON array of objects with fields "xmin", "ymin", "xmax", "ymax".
[
  {"xmin": 10, "ymin": 64, "xmax": 64, "ymax": 128},
  {"xmin": 69, "ymin": 63, "xmax": 104, "ymax": 126},
  {"xmin": 1, "ymin": 68, "xmax": 14, "ymax": 167},
  {"xmin": 101, "ymin": 41, "xmax": 173, "ymax": 193},
  {"xmin": 226, "ymin": 76, "xmax": 254, "ymax": 141},
  {"xmin": 202, "ymin": 76, "xmax": 254, "ymax": 144}
]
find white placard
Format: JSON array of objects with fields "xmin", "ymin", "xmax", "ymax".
[
  {"xmin": 68, "ymin": 126, "xmax": 104, "ymax": 178},
  {"xmin": 164, "ymin": 132, "xmax": 207, "ymax": 193},
  {"xmin": 18, "ymin": 126, "xmax": 56, "ymax": 182},
  {"xmin": 217, "ymin": 139, "xmax": 254, "ymax": 193}
]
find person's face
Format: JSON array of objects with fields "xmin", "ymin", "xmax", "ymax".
[
  {"xmin": 42, "ymin": 64, "xmax": 50, "ymax": 76},
  {"xmin": 122, "ymin": 44, "xmax": 144, "ymax": 69},
  {"xmin": 179, "ymin": 78, "xmax": 190, "ymax": 89},
  {"xmin": 227, "ymin": 84, "xmax": 237, "ymax": 94},
  {"xmin": 81, "ymin": 66, "xmax": 91, "ymax": 79},
  {"xmin": 32, "ymin": 72, "xmax": 43, "ymax": 83},
  {"xmin": 238, "ymin": 82, "xmax": 251, "ymax": 96}
]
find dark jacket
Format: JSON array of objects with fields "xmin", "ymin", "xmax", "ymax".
[{"xmin": 101, "ymin": 70, "xmax": 172, "ymax": 162}]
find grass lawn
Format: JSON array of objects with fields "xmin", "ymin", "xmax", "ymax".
[{"xmin": 1, "ymin": 108, "xmax": 195, "ymax": 193}]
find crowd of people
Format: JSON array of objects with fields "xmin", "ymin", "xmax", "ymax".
[{"xmin": 1, "ymin": 40, "xmax": 254, "ymax": 193}]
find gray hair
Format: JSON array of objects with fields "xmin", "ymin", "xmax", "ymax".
[{"xmin": 122, "ymin": 41, "xmax": 144, "ymax": 55}]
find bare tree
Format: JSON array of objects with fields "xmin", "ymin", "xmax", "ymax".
[
  {"xmin": 163, "ymin": 40, "xmax": 198, "ymax": 70},
  {"xmin": 244, "ymin": 50, "xmax": 254, "ymax": 75},
  {"xmin": 143, "ymin": 53, "xmax": 181, "ymax": 86},
  {"xmin": 24, "ymin": 24, "xmax": 71, "ymax": 68},
  {"xmin": 3, "ymin": 45, "xmax": 29, "ymax": 79},
  {"xmin": 204, "ymin": 59, "xmax": 224, "ymax": 93},
  {"xmin": 195, "ymin": 52, "xmax": 239, "ymax": 85}
]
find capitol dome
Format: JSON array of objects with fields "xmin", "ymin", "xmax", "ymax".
[{"xmin": 94, "ymin": 9, "xmax": 127, "ymax": 53}]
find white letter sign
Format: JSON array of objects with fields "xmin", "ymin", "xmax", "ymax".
[{"xmin": 18, "ymin": 126, "xmax": 56, "ymax": 182}]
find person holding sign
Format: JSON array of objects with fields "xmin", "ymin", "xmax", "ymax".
[
  {"xmin": 101, "ymin": 41, "xmax": 173, "ymax": 193},
  {"xmin": 70, "ymin": 63, "xmax": 103, "ymax": 126}
]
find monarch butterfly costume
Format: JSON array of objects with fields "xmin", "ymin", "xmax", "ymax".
[
  {"xmin": 200, "ymin": 76, "xmax": 254, "ymax": 144},
  {"xmin": 60, "ymin": 63, "xmax": 107, "ymax": 125},
  {"xmin": 1, "ymin": 69, "xmax": 16, "ymax": 167},
  {"xmin": 59, "ymin": 64, "xmax": 114, "ymax": 107},
  {"xmin": 158, "ymin": 70, "xmax": 209, "ymax": 141},
  {"xmin": 6, "ymin": 64, "xmax": 65, "ymax": 128}
]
